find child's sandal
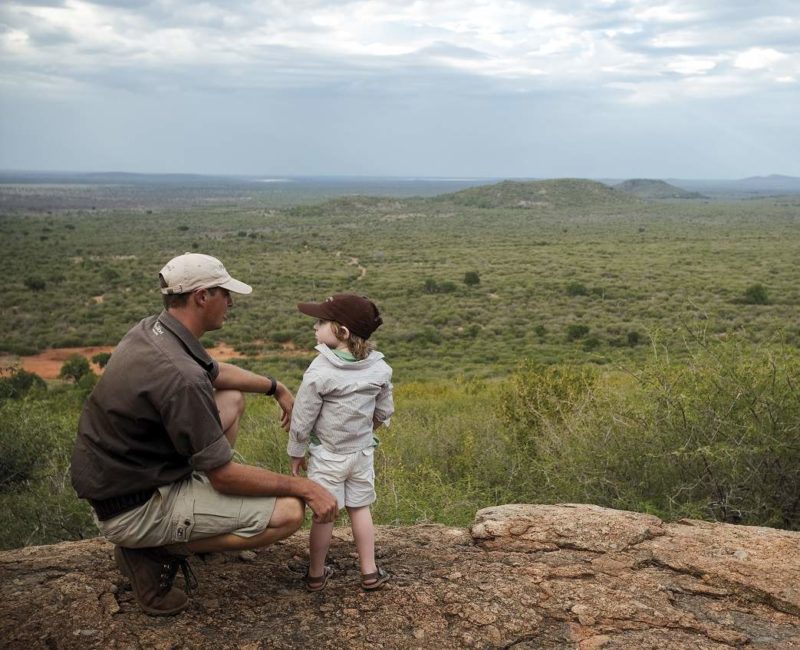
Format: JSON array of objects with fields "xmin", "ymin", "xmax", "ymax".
[
  {"xmin": 304, "ymin": 565, "xmax": 334, "ymax": 592},
  {"xmin": 361, "ymin": 567, "xmax": 390, "ymax": 591}
]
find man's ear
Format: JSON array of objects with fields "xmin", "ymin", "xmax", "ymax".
[
  {"xmin": 192, "ymin": 288, "xmax": 207, "ymax": 307},
  {"xmin": 338, "ymin": 325, "xmax": 351, "ymax": 340}
]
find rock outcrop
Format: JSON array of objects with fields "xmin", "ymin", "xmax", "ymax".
[{"xmin": 2, "ymin": 504, "xmax": 799, "ymax": 648}]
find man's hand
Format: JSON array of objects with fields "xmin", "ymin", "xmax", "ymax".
[
  {"xmin": 303, "ymin": 480, "xmax": 338, "ymax": 523},
  {"xmin": 290, "ymin": 456, "xmax": 307, "ymax": 476},
  {"xmin": 213, "ymin": 364, "xmax": 295, "ymax": 431},
  {"xmin": 207, "ymin": 462, "xmax": 336, "ymax": 524},
  {"xmin": 273, "ymin": 382, "xmax": 294, "ymax": 431}
]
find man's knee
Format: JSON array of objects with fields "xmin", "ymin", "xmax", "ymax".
[
  {"xmin": 225, "ymin": 390, "xmax": 246, "ymax": 417},
  {"xmin": 271, "ymin": 496, "xmax": 305, "ymax": 532},
  {"xmin": 215, "ymin": 389, "xmax": 245, "ymax": 430}
]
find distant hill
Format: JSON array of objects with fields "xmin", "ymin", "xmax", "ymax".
[
  {"xmin": 663, "ymin": 174, "xmax": 800, "ymax": 198},
  {"xmin": 738, "ymin": 174, "xmax": 800, "ymax": 193},
  {"xmin": 615, "ymin": 178, "xmax": 707, "ymax": 199},
  {"xmin": 440, "ymin": 178, "xmax": 639, "ymax": 209}
]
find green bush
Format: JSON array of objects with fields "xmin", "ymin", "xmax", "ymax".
[
  {"xmin": 741, "ymin": 283, "xmax": 770, "ymax": 305},
  {"xmin": 0, "ymin": 369, "xmax": 46, "ymax": 399},
  {"xmin": 499, "ymin": 337, "xmax": 800, "ymax": 529},
  {"xmin": 0, "ymin": 400, "xmax": 63, "ymax": 492},
  {"xmin": 423, "ymin": 279, "xmax": 457, "ymax": 294},
  {"xmin": 59, "ymin": 355, "xmax": 93, "ymax": 383},
  {"xmin": 464, "ymin": 271, "xmax": 481, "ymax": 286},
  {"xmin": 91, "ymin": 352, "xmax": 112, "ymax": 368},
  {"xmin": 566, "ymin": 323, "xmax": 590, "ymax": 341},
  {"xmin": 566, "ymin": 282, "xmax": 588, "ymax": 296},
  {"xmin": 582, "ymin": 336, "xmax": 602, "ymax": 351},
  {"xmin": 499, "ymin": 361, "xmax": 595, "ymax": 447},
  {"xmin": 24, "ymin": 277, "xmax": 46, "ymax": 291}
]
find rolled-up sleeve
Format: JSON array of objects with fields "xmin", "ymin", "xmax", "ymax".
[
  {"xmin": 374, "ymin": 370, "xmax": 394, "ymax": 425},
  {"xmin": 163, "ymin": 381, "xmax": 234, "ymax": 471},
  {"xmin": 288, "ymin": 373, "xmax": 324, "ymax": 457}
]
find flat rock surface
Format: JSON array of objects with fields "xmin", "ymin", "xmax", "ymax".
[{"xmin": 2, "ymin": 504, "xmax": 799, "ymax": 649}]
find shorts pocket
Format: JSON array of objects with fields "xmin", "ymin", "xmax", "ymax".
[{"xmin": 309, "ymin": 445, "xmax": 350, "ymax": 462}]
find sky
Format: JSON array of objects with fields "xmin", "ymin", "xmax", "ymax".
[{"xmin": 1, "ymin": 1, "xmax": 799, "ymax": 179}]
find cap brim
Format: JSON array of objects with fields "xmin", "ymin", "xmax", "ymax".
[
  {"xmin": 297, "ymin": 302, "xmax": 332, "ymax": 319},
  {"xmin": 219, "ymin": 278, "xmax": 253, "ymax": 295}
]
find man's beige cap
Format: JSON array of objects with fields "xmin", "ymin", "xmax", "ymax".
[{"xmin": 159, "ymin": 253, "xmax": 252, "ymax": 295}]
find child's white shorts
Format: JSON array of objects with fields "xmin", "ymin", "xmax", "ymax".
[{"xmin": 307, "ymin": 444, "xmax": 375, "ymax": 510}]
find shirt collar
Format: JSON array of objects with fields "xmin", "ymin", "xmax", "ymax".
[{"xmin": 157, "ymin": 310, "xmax": 215, "ymax": 371}]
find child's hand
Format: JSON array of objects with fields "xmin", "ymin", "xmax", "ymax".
[{"xmin": 290, "ymin": 456, "xmax": 307, "ymax": 476}]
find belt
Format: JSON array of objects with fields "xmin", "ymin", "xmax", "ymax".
[{"xmin": 89, "ymin": 488, "xmax": 156, "ymax": 521}]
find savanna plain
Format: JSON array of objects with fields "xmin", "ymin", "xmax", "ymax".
[{"xmin": 1, "ymin": 177, "xmax": 799, "ymax": 550}]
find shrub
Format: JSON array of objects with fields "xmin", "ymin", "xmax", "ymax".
[
  {"xmin": 0, "ymin": 423, "xmax": 48, "ymax": 491},
  {"xmin": 59, "ymin": 355, "xmax": 93, "ymax": 383},
  {"xmin": 91, "ymin": 352, "xmax": 112, "ymax": 368},
  {"xmin": 24, "ymin": 277, "xmax": 46, "ymax": 291},
  {"xmin": 464, "ymin": 271, "xmax": 481, "ymax": 286},
  {"xmin": 407, "ymin": 328, "xmax": 443, "ymax": 345},
  {"xmin": 0, "ymin": 393, "xmax": 98, "ymax": 547},
  {"xmin": 626, "ymin": 330, "xmax": 642, "ymax": 347},
  {"xmin": 76, "ymin": 372, "xmax": 99, "ymax": 394},
  {"xmin": 742, "ymin": 283, "xmax": 769, "ymax": 305},
  {"xmin": 533, "ymin": 325, "xmax": 547, "ymax": 339},
  {"xmin": 0, "ymin": 369, "xmax": 46, "ymax": 399},
  {"xmin": 566, "ymin": 282, "xmax": 588, "ymax": 296},
  {"xmin": 423, "ymin": 279, "xmax": 456, "ymax": 294},
  {"xmin": 0, "ymin": 399, "xmax": 61, "ymax": 492},
  {"xmin": 499, "ymin": 337, "xmax": 800, "ymax": 529},
  {"xmin": 499, "ymin": 361, "xmax": 595, "ymax": 446},
  {"xmin": 566, "ymin": 324, "xmax": 590, "ymax": 341},
  {"xmin": 582, "ymin": 336, "xmax": 601, "ymax": 351}
]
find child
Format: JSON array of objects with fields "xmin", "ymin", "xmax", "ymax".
[{"xmin": 288, "ymin": 294, "xmax": 394, "ymax": 591}]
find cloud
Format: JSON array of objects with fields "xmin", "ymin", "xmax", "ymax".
[
  {"xmin": 1, "ymin": 0, "xmax": 798, "ymax": 102},
  {"xmin": 1, "ymin": 0, "xmax": 799, "ymax": 176},
  {"xmin": 734, "ymin": 47, "xmax": 788, "ymax": 70}
]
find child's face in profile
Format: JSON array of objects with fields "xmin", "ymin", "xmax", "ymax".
[{"xmin": 313, "ymin": 319, "xmax": 346, "ymax": 349}]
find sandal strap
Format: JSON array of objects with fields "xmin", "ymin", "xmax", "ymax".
[
  {"xmin": 304, "ymin": 565, "xmax": 333, "ymax": 587},
  {"xmin": 361, "ymin": 568, "xmax": 385, "ymax": 581}
]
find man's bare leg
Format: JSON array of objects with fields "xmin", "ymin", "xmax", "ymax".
[
  {"xmin": 186, "ymin": 496, "xmax": 304, "ymax": 554},
  {"xmin": 215, "ymin": 389, "xmax": 245, "ymax": 447}
]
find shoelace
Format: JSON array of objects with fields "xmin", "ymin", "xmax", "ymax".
[{"xmin": 158, "ymin": 557, "xmax": 199, "ymax": 595}]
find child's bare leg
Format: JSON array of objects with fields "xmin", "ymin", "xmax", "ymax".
[
  {"xmin": 308, "ymin": 520, "xmax": 334, "ymax": 578},
  {"xmin": 347, "ymin": 505, "xmax": 377, "ymax": 576}
]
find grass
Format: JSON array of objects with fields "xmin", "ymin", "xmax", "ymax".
[{"xmin": 1, "ymin": 178, "xmax": 800, "ymax": 548}]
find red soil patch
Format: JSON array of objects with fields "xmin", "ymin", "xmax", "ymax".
[{"xmin": 7, "ymin": 343, "xmax": 248, "ymax": 380}]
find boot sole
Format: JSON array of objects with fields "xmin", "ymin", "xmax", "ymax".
[{"xmin": 114, "ymin": 546, "xmax": 189, "ymax": 617}]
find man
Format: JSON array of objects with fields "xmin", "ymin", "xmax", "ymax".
[{"xmin": 70, "ymin": 252, "xmax": 337, "ymax": 616}]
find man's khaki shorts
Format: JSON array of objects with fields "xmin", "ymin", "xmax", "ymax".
[
  {"xmin": 307, "ymin": 444, "xmax": 375, "ymax": 510},
  {"xmin": 96, "ymin": 472, "xmax": 276, "ymax": 548}
]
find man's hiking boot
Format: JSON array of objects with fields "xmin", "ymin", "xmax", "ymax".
[{"xmin": 114, "ymin": 545, "xmax": 197, "ymax": 616}]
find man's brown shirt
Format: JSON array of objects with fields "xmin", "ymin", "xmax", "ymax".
[{"xmin": 71, "ymin": 311, "xmax": 234, "ymax": 500}]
